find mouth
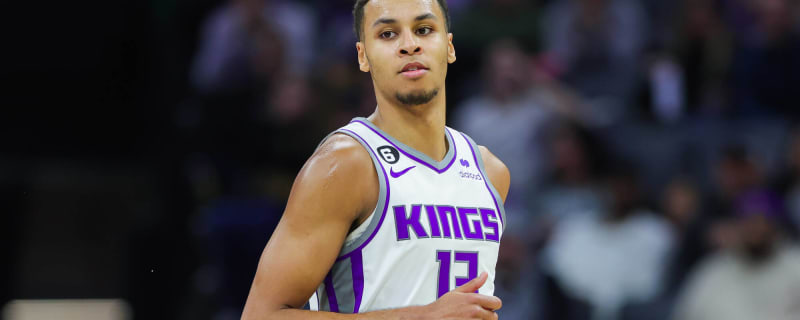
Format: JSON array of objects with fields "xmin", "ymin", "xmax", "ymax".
[{"xmin": 399, "ymin": 62, "xmax": 429, "ymax": 79}]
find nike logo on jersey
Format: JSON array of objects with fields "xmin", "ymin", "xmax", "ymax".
[{"xmin": 390, "ymin": 166, "xmax": 416, "ymax": 178}]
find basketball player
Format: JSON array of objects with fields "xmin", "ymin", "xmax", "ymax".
[{"xmin": 242, "ymin": 0, "xmax": 509, "ymax": 319}]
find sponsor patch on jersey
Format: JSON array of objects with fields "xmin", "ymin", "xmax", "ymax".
[
  {"xmin": 377, "ymin": 145, "xmax": 400, "ymax": 164},
  {"xmin": 458, "ymin": 171, "xmax": 483, "ymax": 181}
]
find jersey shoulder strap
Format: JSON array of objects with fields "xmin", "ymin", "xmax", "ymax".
[
  {"xmin": 313, "ymin": 119, "xmax": 390, "ymax": 259},
  {"xmin": 452, "ymin": 129, "xmax": 508, "ymax": 230}
]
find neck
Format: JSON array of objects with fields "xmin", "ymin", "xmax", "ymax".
[{"xmin": 368, "ymin": 88, "xmax": 448, "ymax": 161}]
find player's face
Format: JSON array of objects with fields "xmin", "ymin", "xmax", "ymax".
[{"xmin": 357, "ymin": 0, "xmax": 456, "ymax": 106}]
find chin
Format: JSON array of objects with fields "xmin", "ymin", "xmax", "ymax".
[
  {"xmin": 395, "ymin": 87, "xmax": 439, "ymax": 106},
  {"xmin": 399, "ymin": 88, "xmax": 432, "ymax": 96}
]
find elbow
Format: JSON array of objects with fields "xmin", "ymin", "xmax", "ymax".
[{"xmin": 241, "ymin": 303, "xmax": 297, "ymax": 320}]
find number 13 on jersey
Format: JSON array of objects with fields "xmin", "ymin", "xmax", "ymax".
[{"xmin": 436, "ymin": 250, "xmax": 479, "ymax": 297}]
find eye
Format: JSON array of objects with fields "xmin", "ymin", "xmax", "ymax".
[
  {"xmin": 379, "ymin": 31, "xmax": 397, "ymax": 39},
  {"xmin": 416, "ymin": 27, "xmax": 432, "ymax": 35}
]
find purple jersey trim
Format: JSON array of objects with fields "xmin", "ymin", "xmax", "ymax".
[
  {"xmin": 461, "ymin": 132, "xmax": 504, "ymax": 227},
  {"xmin": 351, "ymin": 119, "xmax": 457, "ymax": 174},
  {"xmin": 351, "ymin": 250, "xmax": 365, "ymax": 313},
  {"xmin": 336, "ymin": 128, "xmax": 390, "ymax": 260},
  {"xmin": 324, "ymin": 273, "xmax": 339, "ymax": 312}
]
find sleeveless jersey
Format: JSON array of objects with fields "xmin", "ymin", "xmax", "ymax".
[{"xmin": 308, "ymin": 117, "xmax": 506, "ymax": 313}]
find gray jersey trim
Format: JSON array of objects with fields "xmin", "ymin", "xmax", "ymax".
[
  {"xmin": 314, "ymin": 256, "xmax": 352, "ymax": 313},
  {"xmin": 330, "ymin": 257, "xmax": 355, "ymax": 313},
  {"xmin": 459, "ymin": 131, "xmax": 507, "ymax": 231},
  {"xmin": 311, "ymin": 129, "xmax": 386, "ymax": 313},
  {"xmin": 351, "ymin": 117, "xmax": 457, "ymax": 172},
  {"xmin": 325, "ymin": 129, "xmax": 390, "ymax": 257}
]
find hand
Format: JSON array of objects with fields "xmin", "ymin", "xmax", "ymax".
[{"xmin": 420, "ymin": 272, "xmax": 502, "ymax": 320}]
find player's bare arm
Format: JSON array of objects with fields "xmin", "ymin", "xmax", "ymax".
[
  {"xmin": 478, "ymin": 146, "xmax": 510, "ymax": 204},
  {"xmin": 241, "ymin": 134, "xmax": 376, "ymax": 319},
  {"xmin": 242, "ymin": 134, "xmax": 502, "ymax": 320}
]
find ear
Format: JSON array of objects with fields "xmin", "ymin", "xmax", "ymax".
[
  {"xmin": 447, "ymin": 33, "xmax": 456, "ymax": 64},
  {"xmin": 356, "ymin": 42, "xmax": 370, "ymax": 72}
]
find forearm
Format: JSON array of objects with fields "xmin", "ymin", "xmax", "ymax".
[{"xmin": 245, "ymin": 306, "xmax": 428, "ymax": 320}]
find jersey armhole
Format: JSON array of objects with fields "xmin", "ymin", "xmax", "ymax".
[
  {"xmin": 458, "ymin": 131, "xmax": 507, "ymax": 232},
  {"xmin": 319, "ymin": 129, "xmax": 390, "ymax": 259}
]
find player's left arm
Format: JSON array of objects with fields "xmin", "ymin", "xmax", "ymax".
[{"xmin": 478, "ymin": 146, "xmax": 510, "ymax": 204}]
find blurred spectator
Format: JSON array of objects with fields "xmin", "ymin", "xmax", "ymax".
[
  {"xmin": 529, "ymin": 122, "xmax": 607, "ymax": 230},
  {"xmin": 729, "ymin": 0, "xmax": 800, "ymax": 118},
  {"xmin": 191, "ymin": 0, "xmax": 315, "ymax": 94},
  {"xmin": 543, "ymin": 0, "xmax": 648, "ymax": 126},
  {"xmin": 659, "ymin": 178, "xmax": 707, "ymax": 294},
  {"xmin": 493, "ymin": 236, "xmax": 543, "ymax": 320},
  {"xmin": 258, "ymin": 76, "xmax": 329, "ymax": 181},
  {"xmin": 672, "ymin": 0, "xmax": 733, "ymax": 115},
  {"xmin": 704, "ymin": 145, "xmax": 765, "ymax": 254},
  {"xmin": 639, "ymin": 0, "xmax": 682, "ymax": 49},
  {"xmin": 672, "ymin": 190, "xmax": 800, "ymax": 320},
  {"xmin": 543, "ymin": 165, "xmax": 674, "ymax": 320},
  {"xmin": 263, "ymin": 76, "xmax": 311, "ymax": 125},
  {"xmin": 265, "ymin": 0, "xmax": 316, "ymax": 77},
  {"xmin": 645, "ymin": 53, "xmax": 686, "ymax": 123},
  {"xmin": 453, "ymin": 0, "xmax": 543, "ymax": 54},
  {"xmin": 449, "ymin": 0, "xmax": 543, "ymax": 103},
  {"xmin": 529, "ymin": 122, "xmax": 609, "ymax": 320},
  {"xmin": 188, "ymin": 0, "xmax": 324, "ymax": 197},
  {"xmin": 709, "ymin": 145, "xmax": 762, "ymax": 218},
  {"xmin": 777, "ymin": 128, "xmax": 800, "ymax": 234},
  {"xmin": 191, "ymin": 0, "xmax": 284, "ymax": 94},
  {"xmin": 198, "ymin": 197, "xmax": 284, "ymax": 320},
  {"xmin": 454, "ymin": 40, "xmax": 556, "ymax": 213},
  {"xmin": 444, "ymin": 0, "xmax": 480, "ymax": 15}
]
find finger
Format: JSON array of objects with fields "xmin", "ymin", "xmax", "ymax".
[
  {"xmin": 453, "ymin": 271, "xmax": 487, "ymax": 293},
  {"xmin": 474, "ymin": 307, "xmax": 498, "ymax": 320},
  {"xmin": 469, "ymin": 293, "xmax": 502, "ymax": 311},
  {"xmin": 455, "ymin": 304, "xmax": 497, "ymax": 320}
]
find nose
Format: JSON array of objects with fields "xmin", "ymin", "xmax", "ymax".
[{"xmin": 397, "ymin": 32, "xmax": 422, "ymax": 56}]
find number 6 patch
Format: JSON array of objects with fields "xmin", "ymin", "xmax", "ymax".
[{"xmin": 377, "ymin": 146, "xmax": 400, "ymax": 164}]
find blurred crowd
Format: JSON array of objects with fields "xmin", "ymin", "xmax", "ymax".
[
  {"xmin": 4, "ymin": 0, "xmax": 800, "ymax": 319},
  {"xmin": 184, "ymin": 0, "xmax": 800, "ymax": 318}
]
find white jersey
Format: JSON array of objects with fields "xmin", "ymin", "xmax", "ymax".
[{"xmin": 308, "ymin": 118, "xmax": 506, "ymax": 313}]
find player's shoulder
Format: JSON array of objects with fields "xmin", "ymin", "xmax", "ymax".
[
  {"xmin": 305, "ymin": 132, "xmax": 374, "ymax": 177},
  {"xmin": 477, "ymin": 144, "xmax": 510, "ymax": 203},
  {"xmin": 477, "ymin": 145, "xmax": 510, "ymax": 179},
  {"xmin": 292, "ymin": 132, "xmax": 378, "ymax": 216}
]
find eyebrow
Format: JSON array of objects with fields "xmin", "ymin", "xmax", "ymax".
[
  {"xmin": 414, "ymin": 13, "xmax": 436, "ymax": 22},
  {"xmin": 371, "ymin": 13, "xmax": 437, "ymax": 28}
]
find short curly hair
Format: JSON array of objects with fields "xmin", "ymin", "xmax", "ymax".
[{"xmin": 353, "ymin": 0, "xmax": 451, "ymax": 41}]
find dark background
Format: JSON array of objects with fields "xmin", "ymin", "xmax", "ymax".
[{"xmin": 3, "ymin": 0, "xmax": 800, "ymax": 319}]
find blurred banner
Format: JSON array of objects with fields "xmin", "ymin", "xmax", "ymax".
[{"xmin": 3, "ymin": 299, "xmax": 131, "ymax": 320}]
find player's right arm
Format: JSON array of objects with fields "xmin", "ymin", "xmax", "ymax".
[{"xmin": 241, "ymin": 134, "xmax": 502, "ymax": 320}]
